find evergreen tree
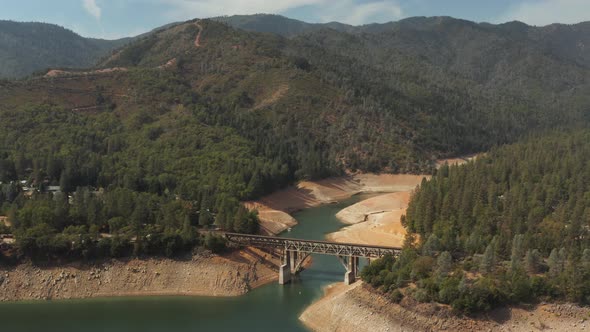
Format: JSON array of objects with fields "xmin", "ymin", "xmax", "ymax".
[
  {"xmin": 422, "ymin": 233, "xmax": 440, "ymax": 256},
  {"xmin": 436, "ymin": 251, "xmax": 453, "ymax": 277},
  {"xmin": 547, "ymin": 248, "xmax": 563, "ymax": 278},
  {"xmin": 480, "ymin": 244, "xmax": 495, "ymax": 274},
  {"xmin": 510, "ymin": 234, "xmax": 525, "ymax": 272},
  {"xmin": 582, "ymin": 249, "xmax": 590, "ymax": 270},
  {"xmin": 524, "ymin": 249, "xmax": 541, "ymax": 274}
]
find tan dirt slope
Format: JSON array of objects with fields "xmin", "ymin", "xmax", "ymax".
[
  {"xmin": 246, "ymin": 174, "xmax": 428, "ymax": 235},
  {"xmin": 326, "ymin": 175, "xmax": 428, "ymax": 247},
  {"xmin": 327, "ymin": 192, "xmax": 412, "ymax": 247},
  {"xmin": 0, "ymin": 247, "xmax": 279, "ymax": 301},
  {"xmin": 301, "ymin": 282, "xmax": 590, "ymax": 332}
]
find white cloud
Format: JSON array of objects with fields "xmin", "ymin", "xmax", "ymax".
[
  {"xmin": 320, "ymin": 0, "xmax": 403, "ymax": 25},
  {"xmin": 83, "ymin": 0, "xmax": 102, "ymax": 20},
  {"xmin": 496, "ymin": 0, "xmax": 590, "ymax": 26},
  {"xmin": 158, "ymin": 0, "xmax": 327, "ymax": 19},
  {"xmin": 156, "ymin": 0, "xmax": 403, "ymax": 25}
]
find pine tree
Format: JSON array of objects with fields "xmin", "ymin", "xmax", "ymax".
[
  {"xmin": 510, "ymin": 234, "xmax": 525, "ymax": 272},
  {"xmin": 582, "ymin": 249, "xmax": 590, "ymax": 268},
  {"xmin": 480, "ymin": 244, "xmax": 495, "ymax": 274},
  {"xmin": 524, "ymin": 249, "xmax": 541, "ymax": 274},
  {"xmin": 198, "ymin": 198, "xmax": 212, "ymax": 227},
  {"xmin": 59, "ymin": 169, "xmax": 72, "ymax": 193},
  {"xmin": 547, "ymin": 248, "xmax": 563, "ymax": 278},
  {"xmin": 436, "ymin": 251, "xmax": 453, "ymax": 277},
  {"xmin": 181, "ymin": 214, "xmax": 195, "ymax": 245},
  {"xmin": 422, "ymin": 233, "xmax": 440, "ymax": 256}
]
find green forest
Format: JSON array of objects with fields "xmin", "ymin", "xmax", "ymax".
[
  {"xmin": 1, "ymin": 17, "xmax": 589, "ymax": 265},
  {"xmin": 0, "ymin": 20, "xmax": 130, "ymax": 79},
  {"xmin": 362, "ymin": 130, "xmax": 590, "ymax": 313},
  {"xmin": 0, "ymin": 72, "xmax": 273, "ymax": 261}
]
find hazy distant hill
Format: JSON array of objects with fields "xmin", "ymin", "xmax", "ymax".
[
  {"xmin": 0, "ymin": 20, "xmax": 130, "ymax": 78},
  {"xmin": 213, "ymin": 14, "xmax": 355, "ymax": 37},
  {"xmin": 218, "ymin": 14, "xmax": 590, "ymax": 68}
]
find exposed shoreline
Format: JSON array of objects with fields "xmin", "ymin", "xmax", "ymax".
[
  {"xmin": 245, "ymin": 173, "xmax": 429, "ymax": 235},
  {"xmin": 301, "ymin": 281, "xmax": 590, "ymax": 332},
  {"xmin": 299, "ymin": 163, "xmax": 590, "ymax": 332},
  {"xmin": 0, "ymin": 247, "xmax": 280, "ymax": 302},
  {"xmin": 2, "ymin": 172, "xmax": 420, "ymax": 302},
  {"xmin": 327, "ymin": 191, "xmax": 415, "ymax": 247}
]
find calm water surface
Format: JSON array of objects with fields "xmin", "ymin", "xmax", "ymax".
[{"xmin": 0, "ymin": 194, "xmax": 374, "ymax": 332}]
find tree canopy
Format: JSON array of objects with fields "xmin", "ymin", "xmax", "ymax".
[{"xmin": 362, "ymin": 130, "xmax": 590, "ymax": 313}]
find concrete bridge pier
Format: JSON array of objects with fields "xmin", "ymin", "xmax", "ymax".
[
  {"xmin": 289, "ymin": 250, "xmax": 298, "ymax": 274},
  {"xmin": 223, "ymin": 232, "xmax": 401, "ymax": 286},
  {"xmin": 279, "ymin": 250, "xmax": 291, "ymax": 284},
  {"xmin": 279, "ymin": 250, "xmax": 311, "ymax": 284},
  {"xmin": 340, "ymin": 255, "xmax": 359, "ymax": 285}
]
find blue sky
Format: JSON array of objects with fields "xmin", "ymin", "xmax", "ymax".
[{"xmin": 1, "ymin": 0, "xmax": 589, "ymax": 39}]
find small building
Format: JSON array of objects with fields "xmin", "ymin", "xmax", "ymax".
[
  {"xmin": 47, "ymin": 186, "xmax": 61, "ymax": 193},
  {"xmin": 0, "ymin": 216, "xmax": 10, "ymax": 228}
]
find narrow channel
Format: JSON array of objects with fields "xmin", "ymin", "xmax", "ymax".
[{"xmin": 0, "ymin": 194, "xmax": 375, "ymax": 332}]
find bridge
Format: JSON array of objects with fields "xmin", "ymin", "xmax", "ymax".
[{"xmin": 224, "ymin": 233, "xmax": 402, "ymax": 285}]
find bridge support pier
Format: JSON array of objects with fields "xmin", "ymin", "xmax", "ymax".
[
  {"xmin": 339, "ymin": 255, "xmax": 359, "ymax": 285},
  {"xmin": 290, "ymin": 250, "xmax": 298, "ymax": 274},
  {"xmin": 279, "ymin": 250, "xmax": 311, "ymax": 284},
  {"xmin": 223, "ymin": 232, "xmax": 401, "ymax": 286},
  {"xmin": 279, "ymin": 251, "xmax": 291, "ymax": 284}
]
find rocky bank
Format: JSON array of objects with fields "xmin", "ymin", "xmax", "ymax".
[
  {"xmin": 0, "ymin": 247, "xmax": 279, "ymax": 301},
  {"xmin": 301, "ymin": 282, "xmax": 590, "ymax": 332}
]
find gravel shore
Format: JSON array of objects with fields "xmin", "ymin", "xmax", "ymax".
[{"xmin": 0, "ymin": 247, "xmax": 279, "ymax": 301}]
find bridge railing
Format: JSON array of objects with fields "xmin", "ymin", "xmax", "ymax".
[{"xmin": 224, "ymin": 233, "xmax": 401, "ymax": 258}]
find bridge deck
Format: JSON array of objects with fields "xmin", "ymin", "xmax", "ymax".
[{"xmin": 224, "ymin": 233, "xmax": 401, "ymax": 258}]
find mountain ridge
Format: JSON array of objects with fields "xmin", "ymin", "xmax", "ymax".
[
  {"xmin": 0, "ymin": 20, "xmax": 132, "ymax": 78},
  {"xmin": 2, "ymin": 15, "xmax": 589, "ymax": 78},
  {"xmin": 0, "ymin": 15, "xmax": 589, "ymax": 269}
]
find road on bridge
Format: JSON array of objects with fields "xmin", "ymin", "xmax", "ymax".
[{"xmin": 224, "ymin": 232, "xmax": 402, "ymax": 285}]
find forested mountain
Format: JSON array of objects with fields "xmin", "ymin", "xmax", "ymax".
[
  {"xmin": 220, "ymin": 14, "xmax": 590, "ymax": 154},
  {"xmin": 219, "ymin": 14, "xmax": 590, "ymax": 69},
  {"xmin": 0, "ymin": 20, "xmax": 130, "ymax": 78},
  {"xmin": 214, "ymin": 14, "xmax": 355, "ymax": 37},
  {"xmin": 0, "ymin": 17, "xmax": 589, "ymax": 262},
  {"xmin": 363, "ymin": 130, "xmax": 590, "ymax": 312}
]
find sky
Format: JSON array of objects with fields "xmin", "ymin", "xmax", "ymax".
[{"xmin": 0, "ymin": 0, "xmax": 589, "ymax": 39}]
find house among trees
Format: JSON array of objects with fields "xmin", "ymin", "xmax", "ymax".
[
  {"xmin": 0, "ymin": 216, "xmax": 9, "ymax": 227},
  {"xmin": 47, "ymin": 186, "xmax": 61, "ymax": 193}
]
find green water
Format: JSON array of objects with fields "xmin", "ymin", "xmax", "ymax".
[{"xmin": 0, "ymin": 195, "xmax": 372, "ymax": 332}]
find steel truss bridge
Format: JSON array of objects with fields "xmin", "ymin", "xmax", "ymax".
[{"xmin": 224, "ymin": 233, "xmax": 402, "ymax": 285}]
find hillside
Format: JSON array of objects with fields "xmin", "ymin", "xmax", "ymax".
[
  {"xmin": 0, "ymin": 20, "xmax": 130, "ymax": 78},
  {"xmin": 363, "ymin": 130, "xmax": 590, "ymax": 313},
  {"xmin": 219, "ymin": 15, "xmax": 590, "ymax": 155},
  {"xmin": 0, "ymin": 17, "xmax": 589, "ymax": 262},
  {"xmin": 219, "ymin": 14, "xmax": 590, "ymax": 69},
  {"xmin": 214, "ymin": 14, "xmax": 355, "ymax": 37}
]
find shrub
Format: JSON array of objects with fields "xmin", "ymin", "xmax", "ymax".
[
  {"xmin": 414, "ymin": 288, "xmax": 432, "ymax": 303},
  {"xmin": 390, "ymin": 289, "xmax": 404, "ymax": 303},
  {"xmin": 204, "ymin": 233, "xmax": 226, "ymax": 253},
  {"xmin": 438, "ymin": 277, "xmax": 461, "ymax": 304},
  {"xmin": 411, "ymin": 256, "xmax": 435, "ymax": 280}
]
